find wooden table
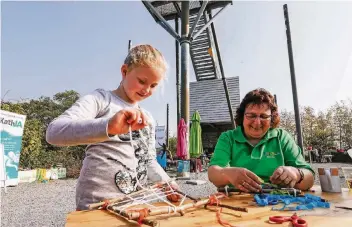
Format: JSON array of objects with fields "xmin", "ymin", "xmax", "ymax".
[{"xmin": 65, "ymin": 186, "xmax": 352, "ymax": 227}]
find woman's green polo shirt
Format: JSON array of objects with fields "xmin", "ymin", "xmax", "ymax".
[{"xmin": 209, "ymin": 127, "xmax": 314, "ymax": 183}]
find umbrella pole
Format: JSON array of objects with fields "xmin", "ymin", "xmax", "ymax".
[{"xmin": 180, "ymin": 1, "xmax": 190, "ymax": 161}]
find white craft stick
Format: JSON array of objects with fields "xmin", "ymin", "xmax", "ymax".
[{"xmin": 179, "ymin": 194, "xmax": 187, "ymax": 206}]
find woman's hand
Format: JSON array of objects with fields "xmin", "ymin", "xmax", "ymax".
[
  {"xmin": 107, "ymin": 107, "xmax": 149, "ymax": 135},
  {"xmin": 221, "ymin": 167, "xmax": 262, "ymax": 192},
  {"xmin": 270, "ymin": 166, "xmax": 300, "ymax": 188}
]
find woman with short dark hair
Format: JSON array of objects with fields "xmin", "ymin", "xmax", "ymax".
[{"xmin": 208, "ymin": 88, "xmax": 314, "ymax": 192}]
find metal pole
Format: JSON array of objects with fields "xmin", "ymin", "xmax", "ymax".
[
  {"xmin": 181, "ymin": 1, "xmax": 190, "ymax": 160},
  {"xmin": 274, "ymin": 94, "xmax": 277, "ymax": 104},
  {"xmin": 283, "ymin": 4, "xmax": 304, "ymax": 151},
  {"xmin": 158, "ymin": 21, "xmax": 181, "ymax": 41},
  {"xmin": 128, "ymin": 40, "xmax": 132, "ymax": 51},
  {"xmin": 209, "ymin": 11, "xmax": 235, "ymax": 129},
  {"xmin": 309, "ymin": 123, "xmax": 313, "ymax": 164},
  {"xmin": 143, "ymin": 1, "xmax": 180, "ymax": 40},
  {"xmin": 339, "ymin": 121, "xmax": 342, "ymax": 150},
  {"xmin": 166, "ymin": 103, "xmax": 169, "ymax": 147},
  {"xmin": 175, "ymin": 18, "xmax": 181, "ymax": 124},
  {"xmin": 193, "ymin": 3, "xmax": 230, "ymax": 40}
]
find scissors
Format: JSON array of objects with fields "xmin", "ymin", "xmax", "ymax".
[{"xmin": 269, "ymin": 213, "xmax": 308, "ymax": 227}]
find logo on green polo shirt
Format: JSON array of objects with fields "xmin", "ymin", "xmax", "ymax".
[{"xmin": 264, "ymin": 151, "xmax": 280, "ymax": 158}]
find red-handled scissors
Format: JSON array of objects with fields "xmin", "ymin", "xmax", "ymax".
[{"xmin": 269, "ymin": 213, "xmax": 308, "ymax": 227}]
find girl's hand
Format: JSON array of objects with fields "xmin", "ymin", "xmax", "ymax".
[
  {"xmin": 166, "ymin": 181, "xmax": 181, "ymax": 202},
  {"xmin": 107, "ymin": 107, "xmax": 149, "ymax": 135}
]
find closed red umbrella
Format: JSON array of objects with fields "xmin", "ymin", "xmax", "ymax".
[{"xmin": 176, "ymin": 118, "xmax": 187, "ymax": 160}]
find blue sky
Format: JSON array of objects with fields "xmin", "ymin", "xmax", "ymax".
[{"xmin": 2, "ymin": 1, "xmax": 352, "ymax": 135}]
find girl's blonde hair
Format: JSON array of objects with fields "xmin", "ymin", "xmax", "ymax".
[{"xmin": 124, "ymin": 44, "xmax": 168, "ymax": 75}]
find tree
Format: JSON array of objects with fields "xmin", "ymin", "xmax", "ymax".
[
  {"xmin": 300, "ymin": 106, "xmax": 317, "ymax": 148},
  {"xmin": 329, "ymin": 99, "xmax": 352, "ymax": 149},
  {"xmin": 53, "ymin": 90, "xmax": 80, "ymax": 112},
  {"xmin": 20, "ymin": 119, "xmax": 44, "ymax": 168},
  {"xmin": 168, "ymin": 137, "xmax": 177, "ymax": 157},
  {"xmin": 309, "ymin": 111, "xmax": 335, "ymax": 150},
  {"xmin": 279, "ymin": 109, "xmax": 296, "ymax": 138},
  {"xmin": 1, "ymin": 101, "xmax": 25, "ymax": 115}
]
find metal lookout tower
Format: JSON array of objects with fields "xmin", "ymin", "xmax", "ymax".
[{"xmin": 142, "ymin": 0, "xmax": 234, "ymax": 159}]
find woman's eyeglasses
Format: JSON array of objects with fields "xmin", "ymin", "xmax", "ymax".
[{"xmin": 244, "ymin": 113, "xmax": 272, "ymax": 121}]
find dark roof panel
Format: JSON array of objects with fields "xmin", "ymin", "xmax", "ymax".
[
  {"xmin": 142, "ymin": 1, "xmax": 233, "ymax": 21},
  {"xmin": 190, "ymin": 76, "xmax": 240, "ymax": 124}
]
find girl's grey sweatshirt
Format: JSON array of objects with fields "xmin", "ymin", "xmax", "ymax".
[{"xmin": 46, "ymin": 89, "xmax": 170, "ymax": 210}]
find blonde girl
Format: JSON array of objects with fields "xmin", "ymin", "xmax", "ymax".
[{"xmin": 46, "ymin": 44, "xmax": 177, "ymax": 210}]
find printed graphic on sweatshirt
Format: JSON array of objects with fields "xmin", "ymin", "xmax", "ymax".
[
  {"xmin": 114, "ymin": 126, "xmax": 151, "ymax": 194},
  {"xmin": 118, "ymin": 130, "xmax": 140, "ymax": 141}
]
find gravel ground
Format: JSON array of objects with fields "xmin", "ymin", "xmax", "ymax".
[{"xmin": 1, "ymin": 163, "xmax": 351, "ymax": 227}]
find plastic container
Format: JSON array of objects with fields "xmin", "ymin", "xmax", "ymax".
[
  {"xmin": 177, "ymin": 160, "xmax": 190, "ymax": 177},
  {"xmin": 156, "ymin": 153, "xmax": 167, "ymax": 169},
  {"xmin": 318, "ymin": 167, "xmax": 341, "ymax": 193}
]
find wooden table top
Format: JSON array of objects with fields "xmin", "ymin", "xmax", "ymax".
[{"xmin": 65, "ymin": 186, "xmax": 352, "ymax": 227}]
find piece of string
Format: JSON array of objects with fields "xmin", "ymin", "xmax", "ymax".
[
  {"xmin": 101, "ymin": 200, "xmax": 110, "ymax": 210},
  {"xmin": 179, "ymin": 194, "xmax": 187, "ymax": 206},
  {"xmin": 144, "ymin": 184, "xmax": 178, "ymax": 212},
  {"xmin": 216, "ymin": 208, "xmax": 238, "ymax": 227},
  {"xmin": 111, "ymin": 189, "xmax": 175, "ymax": 211},
  {"xmin": 128, "ymin": 124, "xmax": 142, "ymax": 189},
  {"xmin": 123, "ymin": 208, "xmax": 149, "ymax": 225},
  {"xmin": 207, "ymin": 194, "xmax": 238, "ymax": 227},
  {"xmin": 164, "ymin": 177, "xmax": 188, "ymax": 205},
  {"xmin": 110, "ymin": 187, "xmax": 175, "ymax": 208}
]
